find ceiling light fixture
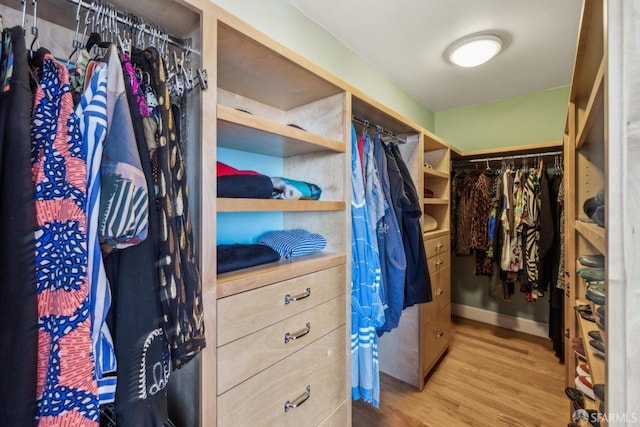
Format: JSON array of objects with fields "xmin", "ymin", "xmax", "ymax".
[{"xmin": 447, "ymin": 34, "xmax": 503, "ymax": 68}]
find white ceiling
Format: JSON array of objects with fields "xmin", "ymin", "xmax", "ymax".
[{"xmin": 287, "ymin": 0, "xmax": 583, "ymax": 112}]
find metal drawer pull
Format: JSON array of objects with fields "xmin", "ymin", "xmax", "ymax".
[
  {"xmin": 435, "ymin": 242, "xmax": 443, "ymax": 249},
  {"xmin": 284, "ymin": 323, "xmax": 311, "ymax": 343},
  {"xmin": 284, "ymin": 385, "xmax": 311, "ymax": 412},
  {"xmin": 435, "ymin": 288, "xmax": 444, "ymax": 296},
  {"xmin": 284, "ymin": 288, "xmax": 311, "ymax": 304},
  {"xmin": 436, "ymin": 259, "xmax": 444, "ymax": 266},
  {"xmin": 435, "ymin": 331, "xmax": 445, "ymax": 338}
]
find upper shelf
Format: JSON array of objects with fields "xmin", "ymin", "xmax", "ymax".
[
  {"xmin": 424, "ymin": 168, "xmax": 449, "ymax": 179},
  {"xmin": 423, "ymin": 198, "xmax": 449, "ymax": 205},
  {"xmin": 217, "ymin": 198, "xmax": 345, "ymax": 212},
  {"xmin": 576, "ymin": 58, "xmax": 605, "ymax": 149},
  {"xmin": 216, "ymin": 252, "xmax": 347, "ymax": 298},
  {"xmin": 217, "ymin": 105, "xmax": 345, "ymax": 157},
  {"xmin": 575, "ymin": 221, "xmax": 605, "ymax": 254}
]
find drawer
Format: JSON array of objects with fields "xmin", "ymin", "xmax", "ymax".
[
  {"xmin": 421, "ymin": 303, "xmax": 451, "ymax": 375},
  {"xmin": 218, "ymin": 326, "xmax": 347, "ymax": 427},
  {"xmin": 424, "ymin": 234, "xmax": 450, "ymax": 259},
  {"xmin": 427, "ymin": 247, "xmax": 450, "ymax": 275},
  {"xmin": 318, "ymin": 400, "xmax": 348, "ymax": 427},
  {"xmin": 217, "ymin": 265, "xmax": 346, "ymax": 346},
  {"xmin": 218, "ymin": 295, "xmax": 346, "ymax": 394},
  {"xmin": 430, "ymin": 267, "xmax": 451, "ymax": 313}
]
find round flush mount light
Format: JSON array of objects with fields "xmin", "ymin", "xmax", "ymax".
[{"xmin": 447, "ymin": 34, "xmax": 503, "ymax": 68}]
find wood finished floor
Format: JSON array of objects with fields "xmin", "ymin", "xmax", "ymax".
[{"xmin": 353, "ymin": 317, "xmax": 568, "ymax": 427}]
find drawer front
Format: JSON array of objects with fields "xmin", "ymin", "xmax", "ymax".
[
  {"xmin": 218, "ymin": 326, "xmax": 347, "ymax": 427},
  {"xmin": 425, "ymin": 234, "xmax": 450, "ymax": 274},
  {"xmin": 430, "ymin": 266, "xmax": 451, "ymax": 313},
  {"xmin": 424, "ymin": 234, "xmax": 450, "ymax": 259},
  {"xmin": 218, "ymin": 295, "xmax": 346, "ymax": 394},
  {"xmin": 318, "ymin": 400, "xmax": 348, "ymax": 427},
  {"xmin": 217, "ymin": 265, "xmax": 346, "ymax": 346},
  {"xmin": 421, "ymin": 303, "xmax": 451, "ymax": 374}
]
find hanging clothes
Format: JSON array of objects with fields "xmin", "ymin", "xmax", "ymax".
[
  {"xmin": 385, "ymin": 142, "xmax": 432, "ymax": 306},
  {"xmin": 104, "ymin": 48, "xmax": 170, "ymax": 425},
  {"xmin": 76, "ymin": 60, "xmax": 117, "ymax": 404},
  {"xmin": 372, "ymin": 133, "xmax": 406, "ymax": 335},
  {"xmin": 350, "ymin": 125, "xmax": 384, "ymax": 408},
  {"xmin": 32, "ymin": 53, "xmax": 99, "ymax": 426},
  {"xmin": 0, "ymin": 26, "xmax": 38, "ymax": 427},
  {"xmin": 142, "ymin": 47, "xmax": 205, "ymax": 369}
]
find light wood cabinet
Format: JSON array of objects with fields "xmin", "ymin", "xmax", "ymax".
[{"xmin": 564, "ymin": 0, "xmax": 607, "ymax": 419}]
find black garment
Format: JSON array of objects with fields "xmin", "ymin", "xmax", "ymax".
[
  {"xmin": 217, "ymin": 244, "xmax": 281, "ymax": 274},
  {"xmin": 386, "ymin": 143, "xmax": 432, "ymax": 306},
  {"xmin": 0, "ymin": 27, "xmax": 38, "ymax": 427},
  {"xmin": 105, "ymin": 65, "xmax": 170, "ymax": 426},
  {"xmin": 537, "ymin": 170, "xmax": 555, "ymax": 293},
  {"xmin": 217, "ymin": 174, "xmax": 274, "ymax": 198},
  {"xmin": 548, "ymin": 173, "xmax": 564, "ymax": 361}
]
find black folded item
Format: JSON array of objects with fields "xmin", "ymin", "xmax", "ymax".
[
  {"xmin": 217, "ymin": 174, "xmax": 274, "ymax": 199},
  {"xmin": 217, "ymin": 244, "xmax": 281, "ymax": 274}
]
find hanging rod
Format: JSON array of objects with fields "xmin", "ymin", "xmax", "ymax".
[
  {"xmin": 456, "ymin": 150, "xmax": 563, "ymax": 164},
  {"xmin": 65, "ymin": 0, "xmax": 201, "ymax": 56},
  {"xmin": 352, "ymin": 115, "xmax": 408, "ymax": 144}
]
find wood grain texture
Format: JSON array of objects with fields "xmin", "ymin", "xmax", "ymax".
[
  {"xmin": 354, "ymin": 317, "xmax": 567, "ymax": 427},
  {"xmin": 216, "ymin": 198, "xmax": 345, "ymax": 212}
]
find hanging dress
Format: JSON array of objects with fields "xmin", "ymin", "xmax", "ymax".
[
  {"xmin": 32, "ymin": 53, "xmax": 99, "ymax": 426},
  {"xmin": 350, "ymin": 125, "xmax": 385, "ymax": 407}
]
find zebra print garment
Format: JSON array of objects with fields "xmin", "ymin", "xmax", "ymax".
[{"xmin": 521, "ymin": 168, "xmax": 542, "ymax": 298}]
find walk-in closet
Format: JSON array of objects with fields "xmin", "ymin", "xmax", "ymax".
[{"xmin": 0, "ymin": 0, "xmax": 637, "ymax": 426}]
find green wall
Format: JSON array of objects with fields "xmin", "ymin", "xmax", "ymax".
[
  {"xmin": 435, "ymin": 86, "xmax": 569, "ymax": 152},
  {"xmin": 436, "ymin": 86, "xmax": 569, "ymax": 323},
  {"xmin": 210, "ymin": 0, "xmax": 434, "ymax": 130}
]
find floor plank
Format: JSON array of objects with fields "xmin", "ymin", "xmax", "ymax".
[{"xmin": 353, "ymin": 317, "xmax": 567, "ymax": 427}]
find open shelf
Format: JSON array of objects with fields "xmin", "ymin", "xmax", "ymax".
[
  {"xmin": 217, "ymin": 252, "xmax": 347, "ymax": 298},
  {"xmin": 217, "ymin": 198, "xmax": 345, "ymax": 212},
  {"xmin": 423, "ymin": 168, "xmax": 449, "ymax": 179},
  {"xmin": 575, "ymin": 221, "xmax": 605, "ymax": 254},
  {"xmin": 217, "ymin": 105, "xmax": 345, "ymax": 157},
  {"xmin": 423, "ymin": 198, "xmax": 449, "ymax": 205},
  {"xmin": 576, "ymin": 59, "xmax": 605, "ymax": 149},
  {"xmin": 576, "ymin": 300, "xmax": 606, "ymax": 387}
]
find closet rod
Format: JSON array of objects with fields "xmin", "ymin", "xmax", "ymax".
[
  {"xmin": 458, "ymin": 150, "xmax": 563, "ymax": 164},
  {"xmin": 352, "ymin": 115, "xmax": 408, "ymax": 144},
  {"xmin": 64, "ymin": 0, "xmax": 201, "ymax": 56}
]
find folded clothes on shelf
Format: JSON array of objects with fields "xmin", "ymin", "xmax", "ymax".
[
  {"xmin": 217, "ymin": 243, "xmax": 281, "ymax": 274},
  {"xmin": 271, "ymin": 176, "xmax": 322, "ymax": 200},
  {"xmin": 577, "ymin": 254, "xmax": 605, "ymax": 268},
  {"xmin": 258, "ymin": 228, "xmax": 327, "ymax": 259},
  {"xmin": 577, "ymin": 267, "xmax": 605, "ymax": 281}
]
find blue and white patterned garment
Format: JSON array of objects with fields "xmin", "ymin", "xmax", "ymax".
[
  {"xmin": 76, "ymin": 61, "xmax": 117, "ymax": 404},
  {"xmin": 350, "ymin": 124, "xmax": 385, "ymax": 407},
  {"xmin": 258, "ymin": 228, "xmax": 326, "ymax": 258}
]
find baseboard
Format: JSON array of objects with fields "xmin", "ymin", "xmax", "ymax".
[{"xmin": 451, "ymin": 303, "xmax": 549, "ymax": 338}]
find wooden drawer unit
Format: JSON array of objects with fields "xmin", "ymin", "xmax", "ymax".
[
  {"xmin": 430, "ymin": 265, "xmax": 451, "ymax": 313},
  {"xmin": 424, "ymin": 233, "xmax": 450, "ymax": 274},
  {"xmin": 217, "ymin": 295, "xmax": 345, "ymax": 394},
  {"xmin": 217, "ymin": 326, "xmax": 347, "ymax": 427},
  {"xmin": 318, "ymin": 401, "xmax": 349, "ymax": 427},
  {"xmin": 217, "ymin": 265, "xmax": 345, "ymax": 346},
  {"xmin": 421, "ymin": 303, "xmax": 451, "ymax": 375}
]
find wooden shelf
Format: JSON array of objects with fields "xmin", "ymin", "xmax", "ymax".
[
  {"xmin": 575, "ymin": 221, "xmax": 605, "ymax": 254},
  {"xmin": 423, "ymin": 229, "xmax": 449, "ymax": 240},
  {"xmin": 423, "ymin": 168, "xmax": 449, "ymax": 179},
  {"xmin": 423, "ymin": 198, "xmax": 449, "ymax": 205},
  {"xmin": 216, "ymin": 252, "xmax": 347, "ymax": 298},
  {"xmin": 576, "ymin": 58, "xmax": 605, "ymax": 149},
  {"xmin": 576, "ymin": 300, "xmax": 606, "ymax": 387},
  {"xmin": 424, "ymin": 132, "xmax": 449, "ymax": 151},
  {"xmin": 459, "ymin": 140, "xmax": 563, "ymax": 159},
  {"xmin": 217, "ymin": 105, "xmax": 345, "ymax": 157},
  {"xmin": 217, "ymin": 198, "xmax": 345, "ymax": 212}
]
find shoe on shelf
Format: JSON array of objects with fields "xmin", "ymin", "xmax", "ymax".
[
  {"xmin": 593, "ymin": 383, "xmax": 605, "ymax": 402},
  {"xmin": 572, "ymin": 337, "xmax": 587, "ymax": 360},
  {"xmin": 577, "ymin": 254, "xmax": 605, "ymax": 268},
  {"xmin": 576, "ymin": 362, "xmax": 591, "ymax": 377},
  {"xmin": 588, "ymin": 330, "xmax": 603, "ymax": 343},
  {"xmin": 589, "ymin": 339, "xmax": 606, "ymax": 359},
  {"xmin": 596, "ymin": 316, "xmax": 605, "ymax": 332},
  {"xmin": 577, "ymin": 267, "xmax": 605, "ymax": 281},
  {"xmin": 575, "ymin": 375, "xmax": 595, "ymax": 400},
  {"xmin": 565, "ymin": 386, "xmax": 586, "ymax": 408},
  {"xmin": 586, "ymin": 284, "xmax": 606, "ymax": 305},
  {"xmin": 579, "ymin": 311, "xmax": 596, "ymax": 322}
]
